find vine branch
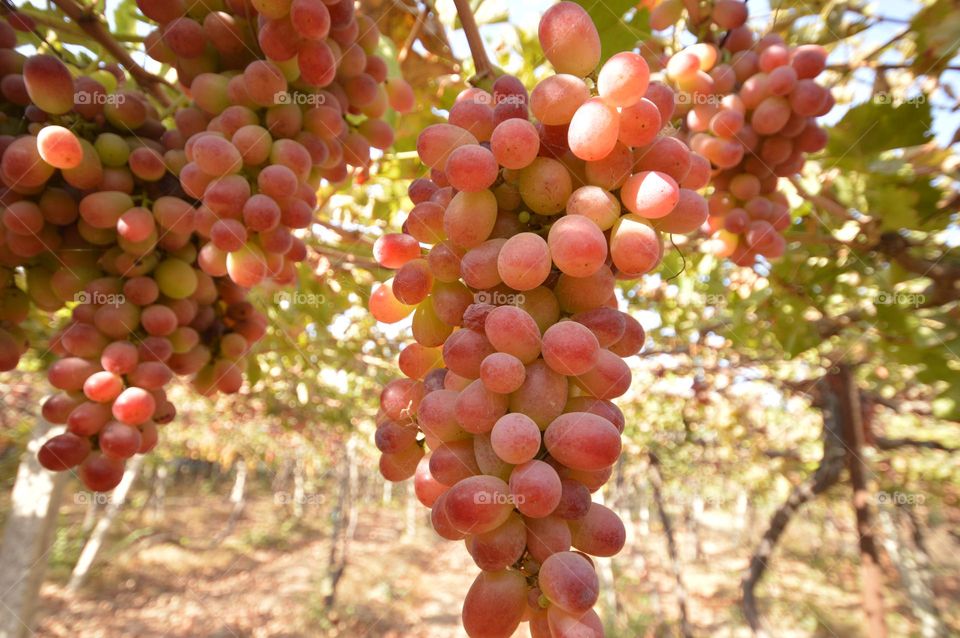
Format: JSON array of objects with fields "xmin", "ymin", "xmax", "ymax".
[
  {"xmin": 50, "ymin": 0, "xmax": 173, "ymax": 106},
  {"xmin": 451, "ymin": 0, "xmax": 494, "ymax": 82}
]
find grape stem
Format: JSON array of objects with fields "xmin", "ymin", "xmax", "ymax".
[
  {"xmin": 49, "ymin": 0, "xmax": 173, "ymax": 106},
  {"xmin": 452, "ymin": 0, "xmax": 494, "ymax": 81}
]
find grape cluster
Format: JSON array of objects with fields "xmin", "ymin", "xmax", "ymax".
[
  {"xmin": 371, "ymin": 4, "xmax": 707, "ymax": 636},
  {"xmin": 657, "ymin": 9, "xmax": 832, "ymax": 265},
  {"xmin": 646, "ymin": 0, "xmax": 749, "ymax": 34},
  {"xmin": 139, "ymin": 0, "xmax": 413, "ymax": 177}
]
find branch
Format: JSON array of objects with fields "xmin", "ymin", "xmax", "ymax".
[
  {"xmin": 874, "ymin": 436, "xmax": 958, "ymax": 453},
  {"xmin": 451, "ymin": 0, "xmax": 494, "ymax": 82},
  {"xmin": 648, "ymin": 451, "xmax": 693, "ymax": 638},
  {"xmin": 741, "ymin": 385, "xmax": 848, "ymax": 636},
  {"xmin": 50, "ymin": 0, "xmax": 172, "ymax": 106}
]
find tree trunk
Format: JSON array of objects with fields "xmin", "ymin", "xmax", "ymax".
[
  {"xmin": 648, "ymin": 452, "xmax": 692, "ymax": 638},
  {"xmin": 877, "ymin": 502, "xmax": 945, "ymax": 637},
  {"xmin": 323, "ymin": 436, "xmax": 358, "ymax": 611},
  {"xmin": 292, "ymin": 450, "xmax": 305, "ymax": 520},
  {"xmin": 741, "ymin": 379, "xmax": 847, "ymax": 637},
  {"xmin": 691, "ymin": 495, "xmax": 705, "ymax": 561},
  {"xmin": 150, "ymin": 463, "xmax": 167, "ymax": 523},
  {"xmin": 404, "ymin": 483, "xmax": 417, "ymax": 539},
  {"xmin": 832, "ymin": 365, "xmax": 888, "ymax": 638},
  {"xmin": 68, "ymin": 454, "xmax": 144, "ymax": 592},
  {"xmin": 0, "ymin": 416, "xmax": 68, "ymax": 638}
]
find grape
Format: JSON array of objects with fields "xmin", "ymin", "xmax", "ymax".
[
  {"xmin": 751, "ymin": 96, "xmax": 791, "ymax": 135},
  {"xmin": 466, "ymin": 513, "xmax": 526, "ymax": 571},
  {"xmin": 598, "ymin": 52, "xmax": 650, "ymax": 108},
  {"xmin": 568, "ymin": 98, "xmax": 620, "ymax": 161},
  {"xmin": 479, "ymin": 352, "xmax": 526, "ymax": 394},
  {"xmin": 547, "ymin": 606, "xmax": 605, "ymax": 638},
  {"xmin": 379, "ymin": 442, "xmax": 424, "ymax": 482},
  {"xmin": 490, "ymin": 412, "xmax": 540, "ymax": 464},
  {"xmin": 444, "ymin": 475, "xmax": 514, "ymax": 534},
  {"xmin": 509, "ymin": 459, "xmax": 562, "ymax": 518},
  {"xmin": 22, "ymin": 55, "xmax": 74, "ymax": 115},
  {"xmin": 490, "ymin": 119, "xmax": 540, "ymax": 170},
  {"xmin": 414, "ymin": 454, "xmax": 448, "ymax": 507},
  {"xmin": 78, "ymin": 453, "xmax": 126, "ymax": 492},
  {"xmin": 417, "ymin": 124, "xmax": 478, "ymax": 169},
  {"xmin": 573, "ymin": 349, "xmax": 632, "ymax": 399},
  {"xmin": 445, "ymin": 144, "xmax": 498, "ymax": 192},
  {"xmin": 529, "ymin": 74, "xmax": 591, "ymax": 126},
  {"xmin": 565, "ymin": 186, "xmax": 620, "ymax": 230},
  {"xmin": 619, "ymin": 97, "xmax": 662, "ymax": 147},
  {"xmin": 497, "ymin": 233, "xmax": 551, "ymax": 291},
  {"xmin": 541, "ymin": 321, "xmax": 600, "ymax": 376},
  {"xmin": 461, "ymin": 570, "xmax": 527, "ymax": 638},
  {"xmin": 38, "ymin": 432, "xmax": 92, "ymax": 471},
  {"xmin": 2, "ymin": 135, "xmax": 55, "ymax": 189},
  {"xmin": 461, "ymin": 239, "xmax": 505, "ymax": 290},
  {"xmin": 555, "ymin": 479, "xmax": 592, "ymax": 520},
  {"xmin": 444, "ymin": 190, "xmax": 497, "ymax": 249},
  {"xmin": 36, "ymin": 126, "xmax": 83, "ymax": 169},
  {"xmin": 455, "ymin": 378, "xmax": 509, "ymax": 433},
  {"xmin": 544, "ymin": 412, "xmax": 621, "ymax": 471},
  {"xmin": 608, "ymin": 313, "xmax": 645, "ymax": 357},
  {"xmin": 519, "ymin": 157, "xmax": 573, "ymax": 215},
  {"xmin": 83, "ymin": 371, "xmax": 123, "ymax": 403},
  {"xmin": 418, "ymin": 389, "xmax": 466, "ymax": 442},
  {"xmin": 99, "ymin": 421, "xmax": 142, "ymax": 459},
  {"xmin": 538, "ymin": 2, "xmax": 601, "ymax": 77},
  {"xmin": 553, "ymin": 265, "xmax": 615, "ymax": 314},
  {"xmin": 430, "ymin": 439, "xmax": 480, "ymax": 485},
  {"xmin": 570, "ymin": 502, "xmax": 626, "ymax": 557},
  {"xmin": 539, "ymin": 551, "xmax": 599, "ymax": 613},
  {"xmin": 584, "ymin": 141, "xmax": 632, "ymax": 191},
  {"xmin": 484, "ymin": 305, "xmax": 541, "ymax": 363},
  {"xmin": 620, "ymin": 171, "xmax": 679, "ymax": 219},
  {"xmin": 547, "ymin": 215, "xmax": 607, "ymax": 277},
  {"xmin": 508, "ymin": 360, "xmax": 568, "ymax": 429},
  {"xmin": 525, "ymin": 515, "xmax": 573, "ymax": 562},
  {"xmin": 112, "ymin": 387, "xmax": 156, "ymax": 425},
  {"xmin": 654, "ymin": 188, "xmax": 709, "ymax": 234}
]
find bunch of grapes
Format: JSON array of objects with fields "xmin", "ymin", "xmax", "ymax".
[
  {"xmin": 369, "ymin": 4, "xmax": 707, "ymax": 636},
  {"xmin": 645, "ymin": 0, "xmax": 749, "ymax": 35},
  {"xmin": 0, "ymin": 21, "xmax": 279, "ymax": 489},
  {"xmin": 656, "ymin": 10, "xmax": 832, "ymax": 264},
  {"xmin": 138, "ymin": 0, "xmax": 414, "ymax": 178}
]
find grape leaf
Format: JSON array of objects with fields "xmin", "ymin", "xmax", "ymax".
[
  {"xmin": 572, "ymin": 0, "xmax": 649, "ymax": 63},
  {"xmin": 824, "ymin": 101, "xmax": 933, "ymax": 165}
]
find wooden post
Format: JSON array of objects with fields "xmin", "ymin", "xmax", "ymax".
[
  {"xmin": 831, "ymin": 365, "xmax": 888, "ymax": 638},
  {"xmin": 68, "ymin": 455, "xmax": 144, "ymax": 592},
  {"xmin": 0, "ymin": 416, "xmax": 68, "ymax": 638}
]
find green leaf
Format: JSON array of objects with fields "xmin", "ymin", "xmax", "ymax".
[
  {"xmin": 572, "ymin": 0, "xmax": 649, "ymax": 63},
  {"xmin": 824, "ymin": 101, "xmax": 933, "ymax": 166}
]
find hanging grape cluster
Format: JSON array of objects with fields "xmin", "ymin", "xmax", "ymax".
[
  {"xmin": 0, "ymin": 0, "xmax": 410, "ymax": 491},
  {"xmin": 371, "ymin": 3, "xmax": 709, "ymax": 636},
  {"xmin": 650, "ymin": 0, "xmax": 833, "ymax": 265}
]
